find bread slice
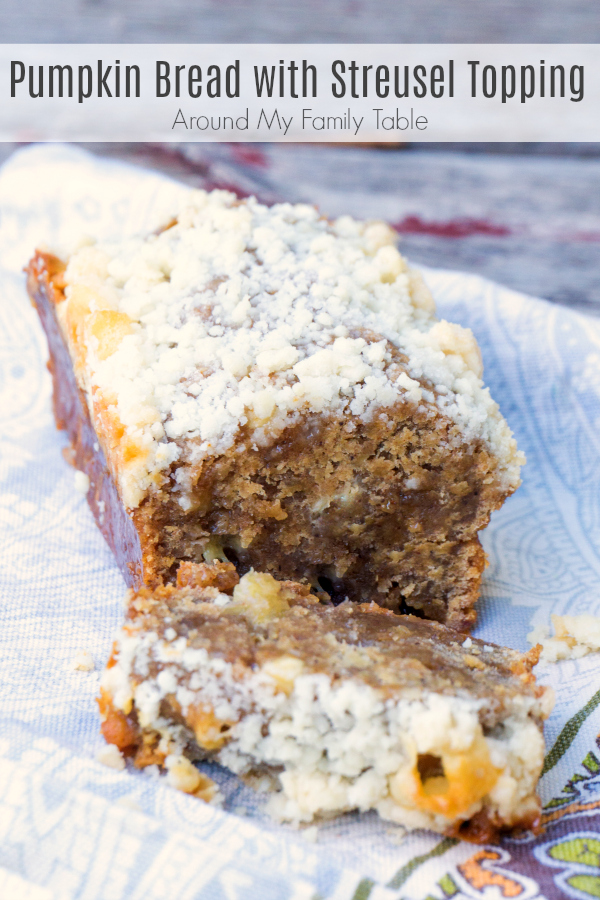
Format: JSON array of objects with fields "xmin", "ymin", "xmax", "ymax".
[
  {"xmin": 27, "ymin": 190, "xmax": 523, "ymax": 629},
  {"xmin": 98, "ymin": 563, "xmax": 552, "ymax": 841}
]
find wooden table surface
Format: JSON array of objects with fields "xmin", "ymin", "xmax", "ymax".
[
  {"xmin": 2, "ymin": 0, "xmax": 600, "ymax": 43},
  {"xmin": 1, "ymin": 1, "xmax": 598, "ymax": 313}
]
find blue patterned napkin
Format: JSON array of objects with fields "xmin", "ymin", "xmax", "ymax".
[{"xmin": 1, "ymin": 145, "xmax": 599, "ymax": 900}]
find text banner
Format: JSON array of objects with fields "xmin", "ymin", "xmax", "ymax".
[{"xmin": 2, "ymin": 44, "xmax": 598, "ymax": 142}]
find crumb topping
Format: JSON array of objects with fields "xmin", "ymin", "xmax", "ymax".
[
  {"xmin": 71, "ymin": 649, "xmax": 95, "ymax": 672},
  {"xmin": 74, "ymin": 470, "xmax": 90, "ymax": 494},
  {"xmin": 96, "ymin": 743, "xmax": 125, "ymax": 771},
  {"xmin": 60, "ymin": 190, "xmax": 523, "ymax": 508},
  {"xmin": 529, "ymin": 613, "xmax": 600, "ymax": 665}
]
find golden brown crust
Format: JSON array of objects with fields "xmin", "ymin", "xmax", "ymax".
[
  {"xmin": 445, "ymin": 803, "xmax": 541, "ymax": 844},
  {"xmin": 176, "ymin": 560, "xmax": 240, "ymax": 592},
  {"xmin": 27, "ymin": 252, "xmax": 144, "ymax": 587}
]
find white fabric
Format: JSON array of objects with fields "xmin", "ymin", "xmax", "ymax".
[{"xmin": 1, "ymin": 144, "xmax": 599, "ymax": 899}]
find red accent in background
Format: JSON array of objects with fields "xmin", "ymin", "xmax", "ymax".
[
  {"xmin": 569, "ymin": 230, "xmax": 600, "ymax": 243},
  {"xmin": 228, "ymin": 144, "xmax": 269, "ymax": 168},
  {"xmin": 392, "ymin": 215, "xmax": 513, "ymax": 238}
]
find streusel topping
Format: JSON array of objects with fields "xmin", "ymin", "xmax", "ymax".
[{"xmin": 61, "ymin": 190, "xmax": 523, "ymax": 508}]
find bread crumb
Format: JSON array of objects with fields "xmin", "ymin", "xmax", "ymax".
[
  {"xmin": 115, "ymin": 795, "xmax": 142, "ymax": 811},
  {"xmin": 71, "ymin": 649, "xmax": 95, "ymax": 671},
  {"xmin": 463, "ymin": 653, "xmax": 485, "ymax": 670},
  {"xmin": 165, "ymin": 754, "xmax": 202, "ymax": 793},
  {"xmin": 301, "ymin": 825, "xmax": 319, "ymax": 843},
  {"xmin": 63, "ymin": 191, "xmax": 523, "ymax": 511},
  {"xmin": 386, "ymin": 825, "xmax": 408, "ymax": 845},
  {"xmin": 529, "ymin": 613, "xmax": 600, "ymax": 665},
  {"xmin": 97, "ymin": 744, "xmax": 125, "ymax": 770},
  {"xmin": 74, "ymin": 470, "xmax": 90, "ymax": 494},
  {"xmin": 165, "ymin": 754, "xmax": 218, "ymax": 802},
  {"xmin": 527, "ymin": 623, "xmax": 549, "ymax": 644}
]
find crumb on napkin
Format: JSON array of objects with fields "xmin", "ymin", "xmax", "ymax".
[{"xmin": 528, "ymin": 613, "xmax": 600, "ymax": 665}]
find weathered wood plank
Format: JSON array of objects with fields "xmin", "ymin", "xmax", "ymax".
[
  {"xmin": 1, "ymin": 0, "xmax": 600, "ymax": 43},
  {"xmin": 1, "ymin": 140, "xmax": 597, "ymax": 312}
]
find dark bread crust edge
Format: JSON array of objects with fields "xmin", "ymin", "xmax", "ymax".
[{"xmin": 27, "ymin": 251, "xmax": 144, "ymax": 588}]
